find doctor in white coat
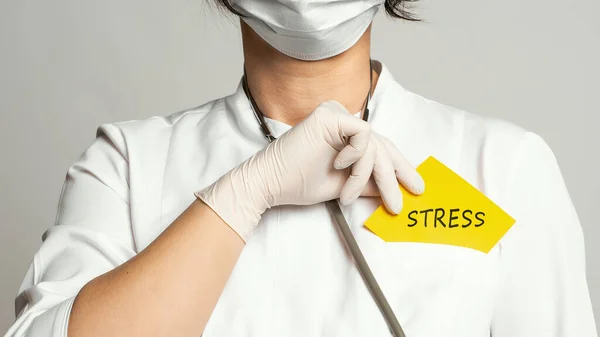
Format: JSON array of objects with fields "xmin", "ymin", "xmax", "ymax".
[{"xmin": 6, "ymin": 0, "xmax": 597, "ymax": 336}]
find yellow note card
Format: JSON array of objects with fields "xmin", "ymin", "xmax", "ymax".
[{"xmin": 364, "ymin": 156, "xmax": 515, "ymax": 253}]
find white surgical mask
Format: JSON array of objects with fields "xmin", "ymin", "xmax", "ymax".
[{"xmin": 231, "ymin": 0, "xmax": 384, "ymax": 61}]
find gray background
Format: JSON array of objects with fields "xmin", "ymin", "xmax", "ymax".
[{"xmin": 1, "ymin": 0, "xmax": 598, "ymax": 333}]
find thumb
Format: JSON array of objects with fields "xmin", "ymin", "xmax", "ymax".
[{"xmin": 314, "ymin": 101, "xmax": 372, "ymax": 170}]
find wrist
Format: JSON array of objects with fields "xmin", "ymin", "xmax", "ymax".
[
  {"xmin": 194, "ymin": 162, "xmax": 270, "ymax": 242},
  {"xmin": 242, "ymin": 149, "xmax": 277, "ymax": 209}
]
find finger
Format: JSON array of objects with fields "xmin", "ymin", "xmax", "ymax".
[
  {"xmin": 372, "ymin": 138, "xmax": 404, "ymax": 214},
  {"xmin": 340, "ymin": 138, "xmax": 376, "ymax": 205},
  {"xmin": 334, "ymin": 115, "xmax": 371, "ymax": 169},
  {"xmin": 316, "ymin": 101, "xmax": 372, "ymax": 170},
  {"xmin": 361, "ymin": 177, "xmax": 380, "ymax": 197},
  {"xmin": 379, "ymin": 135, "xmax": 425, "ymax": 195}
]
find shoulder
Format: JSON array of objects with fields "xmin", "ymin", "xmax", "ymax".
[
  {"xmin": 69, "ymin": 97, "xmax": 227, "ymax": 195},
  {"xmin": 108, "ymin": 98, "xmax": 223, "ymax": 141},
  {"xmin": 398, "ymin": 89, "xmax": 558, "ymax": 198},
  {"xmin": 92, "ymin": 97, "xmax": 226, "ymax": 159},
  {"xmin": 407, "ymin": 89, "xmax": 530, "ymax": 151},
  {"xmin": 398, "ymin": 89, "xmax": 535, "ymax": 156}
]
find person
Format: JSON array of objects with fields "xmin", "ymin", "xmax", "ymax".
[{"xmin": 5, "ymin": 0, "xmax": 597, "ymax": 336}]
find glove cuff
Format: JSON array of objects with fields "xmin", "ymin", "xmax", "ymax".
[{"xmin": 194, "ymin": 163, "xmax": 269, "ymax": 242}]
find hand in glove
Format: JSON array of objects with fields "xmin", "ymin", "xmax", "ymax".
[{"xmin": 196, "ymin": 100, "xmax": 424, "ymax": 241}]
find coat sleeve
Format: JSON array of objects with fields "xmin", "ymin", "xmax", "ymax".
[
  {"xmin": 5, "ymin": 124, "xmax": 137, "ymax": 337},
  {"xmin": 491, "ymin": 132, "xmax": 597, "ymax": 336}
]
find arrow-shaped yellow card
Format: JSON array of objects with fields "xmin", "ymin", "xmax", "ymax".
[{"xmin": 364, "ymin": 156, "xmax": 515, "ymax": 253}]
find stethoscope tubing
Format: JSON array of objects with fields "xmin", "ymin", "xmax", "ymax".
[{"xmin": 242, "ymin": 61, "xmax": 406, "ymax": 337}]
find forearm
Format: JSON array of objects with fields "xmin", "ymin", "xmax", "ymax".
[{"xmin": 68, "ymin": 199, "xmax": 244, "ymax": 337}]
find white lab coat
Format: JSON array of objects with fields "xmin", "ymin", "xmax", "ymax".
[{"xmin": 6, "ymin": 62, "xmax": 596, "ymax": 337}]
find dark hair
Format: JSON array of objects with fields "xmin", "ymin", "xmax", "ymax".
[{"xmin": 216, "ymin": 0, "xmax": 419, "ymax": 21}]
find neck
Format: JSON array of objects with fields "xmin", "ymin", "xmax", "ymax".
[{"xmin": 241, "ymin": 21, "xmax": 379, "ymax": 126}]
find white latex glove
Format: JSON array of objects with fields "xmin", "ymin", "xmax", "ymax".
[{"xmin": 196, "ymin": 101, "xmax": 424, "ymax": 241}]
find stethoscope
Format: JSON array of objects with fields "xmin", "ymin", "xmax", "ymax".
[{"xmin": 242, "ymin": 61, "xmax": 407, "ymax": 337}]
